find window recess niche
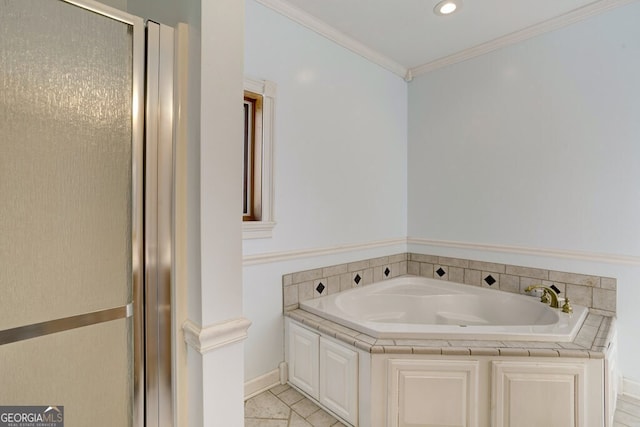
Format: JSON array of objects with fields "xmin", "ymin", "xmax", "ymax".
[{"xmin": 243, "ymin": 77, "xmax": 275, "ymax": 239}]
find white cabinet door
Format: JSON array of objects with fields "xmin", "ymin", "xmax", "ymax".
[
  {"xmin": 387, "ymin": 359, "xmax": 480, "ymax": 427},
  {"xmin": 320, "ymin": 337, "xmax": 358, "ymax": 425},
  {"xmin": 492, "ymin": 361, "xmax": 586, "ymax": 427},
  {"xmin": 288, "ymin": 321, "xmax": 320, "ymax": 399}
]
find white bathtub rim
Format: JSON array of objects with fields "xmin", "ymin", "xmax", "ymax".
[{"xmin": 299, "ymin": 275, "xmax": 589, "ymax": 342}]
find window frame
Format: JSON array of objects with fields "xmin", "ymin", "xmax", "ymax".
[{"xmin": 242, "ymin": 77, "xmax": 276, "ymax": 239}]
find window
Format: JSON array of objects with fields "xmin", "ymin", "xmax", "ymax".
[{"xmin": 243, "ymin": 77, "xmax": 275, "ymax": 239}]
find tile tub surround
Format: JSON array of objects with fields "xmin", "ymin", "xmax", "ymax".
[
  {"xmin": 282, "ymin": 253, "xmax": 617, "ymax": 316},
  {"xmin": 286, "ymin": 308, "xmax": 615, "ymax": 359}
]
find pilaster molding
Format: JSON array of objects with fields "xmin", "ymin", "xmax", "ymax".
[{"xmin": 183, "ymin": 317, "xmax": 252, "ymax": 354}]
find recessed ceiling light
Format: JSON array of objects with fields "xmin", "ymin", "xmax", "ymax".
[{"xmin": 434, "ymin": 0, "xmax": 462, "ymax": 16}]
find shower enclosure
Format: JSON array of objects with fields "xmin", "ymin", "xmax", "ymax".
[{"xmin": 0, "ymin": 0, "xmax": 173, "ymax": 425}]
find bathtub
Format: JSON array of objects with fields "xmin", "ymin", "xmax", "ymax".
[{"xmin": 299, "ymin": 275, "xmax": 588, "ymax": 342}]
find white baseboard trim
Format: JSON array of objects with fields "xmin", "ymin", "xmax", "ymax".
[
  {"xmin": 183, "ymin": 317, "xmax": 252, "ymax": 354},
  {"xmin": 243, "ymin": 237, "xmax": 407, "ymax": 266},
  {"xmin": 408, "ymin": 237, "xmax": 640, "ymax": 266},
  {"xmin": 245, "ymin": 368, "xmax": 281, "ymax": 400},
  {"xmin": 622, "ymin": 378, "xmax": 640, "ymax": 401}
]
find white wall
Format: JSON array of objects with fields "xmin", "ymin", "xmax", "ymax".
[
  {"xmin": 243, "ymin": 0, "xmax": 407, "ymax": 382},
  {"xmin": 408, "ymin": 2, "xmax": 640, "ymax": 382}
]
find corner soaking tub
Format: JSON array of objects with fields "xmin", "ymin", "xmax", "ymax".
[{"xmin": 299, "ymin": 275, "xmax": 588, "ymax": 342}]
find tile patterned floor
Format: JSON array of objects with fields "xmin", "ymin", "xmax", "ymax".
[
  {"xmin": 244, "ymin": 384, "xmax": 346, "ymax": 427},
  {"xmin": 615, "ymin": 394, "xmax": 640, "ymax": 427},
  {"xmin": 246, "ymin": 385, "xmax": 640, "ymax": 427}
]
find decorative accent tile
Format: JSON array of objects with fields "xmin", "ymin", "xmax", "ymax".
[
  {"xmin": 482, "ymin": 271, "xmax": 499, "ymax": 288},
  {"xmin": 283, "ymin": 252, "xmax": 617, "ymax": 316},
  {"xmin": 484, "ymin": 275, "xmax": 496, "ymax": 286}
]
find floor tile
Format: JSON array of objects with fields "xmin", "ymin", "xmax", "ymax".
[
  {"xmin": 244, "ymin": 419, "xmax": 288, "ymax": 427},
  {"xmin": 291, "ymin": 398, "xmax": 321, "ymax": 418},
  {"xmin": 277, "ymin": 387, "xmax": 306, "ymax": 406},
  {"xmin": 244, "ymin": 386, "xmax": 640, "ymax": 427},
  {"xmin": 244, "ymin": 391, "xmax": 290, "ymax": 420},
  {"xmin": 269, "ymin": 383, "xmax": 291, "ymax": 396},
  {"xmin": 305, "ymin": 409, "xmax": 337, "ymax": 427},
  {"xmin": 288, "ymin": 411, "xmax": 313, "ymax": 427}
]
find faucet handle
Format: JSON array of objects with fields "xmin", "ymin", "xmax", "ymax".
[
  {"xmin": 562, "ymin": 298, "xmax": 573, "ymax": 314},
  {"xmin": 540, "ymin": 289, "xmax": 551, "ymax": 305}
]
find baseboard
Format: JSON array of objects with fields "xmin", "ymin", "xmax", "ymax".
[
  {"xmin": 244, "ymin": 368, "xmax": 281, "ymax": 400},
  {"xmin": 622, "ymin": 378, "xmax": 640, "ymax": 401}
]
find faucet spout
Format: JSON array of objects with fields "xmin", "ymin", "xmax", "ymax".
[{"xmin": 524, "ymin": 285, "xmax": 560, "ymax": 308}]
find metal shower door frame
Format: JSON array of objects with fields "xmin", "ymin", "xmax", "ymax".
[
  {"xmin": 59, "ymin": 2, "xmax": 175, "ymax": 427},
  {"xmin": 58, "ymin": 1, "xmax": 147, "ymax": 425}
]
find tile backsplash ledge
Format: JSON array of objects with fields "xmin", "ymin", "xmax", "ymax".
[{"xmin": 282, "ymin": 253, "xmax": 616, "ymax": 316}]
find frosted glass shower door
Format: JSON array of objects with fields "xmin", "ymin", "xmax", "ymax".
[{"xmin": 0, "ymin": 1, "xmax": 144, "ymax": 426}]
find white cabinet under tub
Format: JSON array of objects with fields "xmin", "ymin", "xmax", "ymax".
[
  {"xmin": 286, "ymin": 316, "xmax": 613, "ymax": 427},
  {"xmin": 286, "ymin": 320, "xmax": 359, "ymax": 425},
  {"xmin": 378, "ymin": 356, "xmax": 606, "ymax": 427}
]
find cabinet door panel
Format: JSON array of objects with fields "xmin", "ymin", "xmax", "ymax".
[
  {"xmin": 288, "ymin": 322, "xmax": 319, "ymax": 399},
  {"xmin": 492, "ymin": 361, "xmax": 586, "ymax": 427},
  {"xmin": 320, "ymin": 337, "xmax": 358, "ymax": 425},
  {"xmin": 388, "ymin": 359, "xmax": 479, "ymax": 427}
]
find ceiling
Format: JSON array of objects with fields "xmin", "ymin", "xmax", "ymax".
[{"xmin": 255, "ymin": 0, "xmax": 631, "ymax": 79}]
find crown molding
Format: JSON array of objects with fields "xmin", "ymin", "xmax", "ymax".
[
  {"xmin": 183, "ymin": 317, "xmax": 252, "ymax": 354},
  {"xmin": 410, "ymin": 0, "xmax": 638, "ymax": 77},
  {"xmin": 408, "ymin": 237, "xmax": 640, "ymax": 266},
  {"xmin": 254, "ymin": 0, "xmax": 409, "ymax": 80}
]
